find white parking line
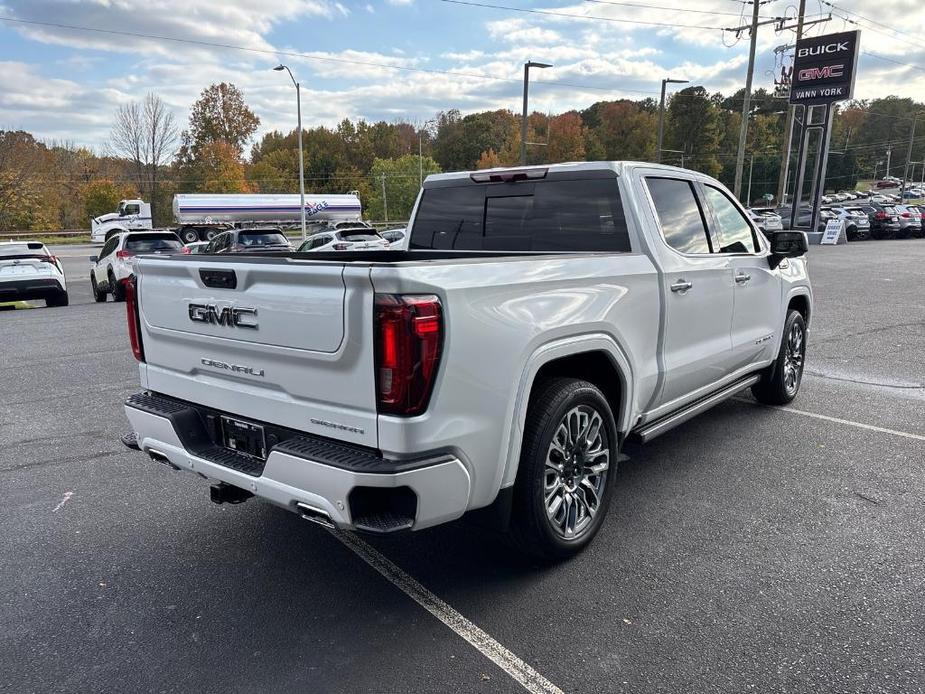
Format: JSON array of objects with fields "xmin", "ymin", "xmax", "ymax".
[
  {"xmin": 332, "ymin": 530, "xmax": 564, "ymax": 694},
  {"xmin": 738, "ymin": 398, "xmax": 925, "ymax": 441}
]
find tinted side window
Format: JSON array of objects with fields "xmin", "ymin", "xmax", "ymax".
[
  {"xmin": 101, "ymin": 238, "xmax": 118, "ymax": 258},
  {"xmin": 703, "ymin": 186, "xmax": 758, "ymax": 253},
  {"xmin": 646, "ymin": 178, "xmax": 711, "ymax": 254}
]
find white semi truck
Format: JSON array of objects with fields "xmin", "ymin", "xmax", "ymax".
[{"xmin": 90, "ymin": 193, "xmax": 363, "ymax": 244}]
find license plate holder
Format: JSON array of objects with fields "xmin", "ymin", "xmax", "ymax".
[{"xmin": 220, "ymin": 415, "xmax": 267, "ymax": 459}]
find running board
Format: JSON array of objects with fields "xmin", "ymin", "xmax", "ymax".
[{"xmin": 630, "ymin": 375, "xmax": 760, "ymax": 444}]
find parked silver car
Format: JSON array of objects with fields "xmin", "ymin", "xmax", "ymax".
[
  {"xmin": 827, "ymin": 206, "xmax": 872, "ymax": 241},
  {"xmin": 894, "ymin": 205, "xmax": 923, "ymax": 238}
]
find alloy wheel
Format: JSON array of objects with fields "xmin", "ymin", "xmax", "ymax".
[
  {"xmin": 783, "ymin": 321, "xmax": 805, "ymax": 395},
  {"xmin": 544, "ymin": 405, "xmax": 610, "ymax": 540}
]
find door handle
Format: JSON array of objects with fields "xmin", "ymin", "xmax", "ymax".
[
  {"xmin": 670, "ymin": 279, "xmax": 693, "ymax": 293},
  {"xmin": 734, "ymin": 272, "xmax": 751, "ymax": 284}
]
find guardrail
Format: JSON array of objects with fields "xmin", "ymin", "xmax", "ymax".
[
  {"xmin": 2, "ymin": 229, "xmax": 88, "ymax": 239},
  {"xmin": 2, "ymin": 222, "xmax": 409, "ymax": 240}
]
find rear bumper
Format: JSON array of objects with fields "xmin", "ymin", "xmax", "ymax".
[
  {"xmin": 123, "ymin": 392, "xmax": 471, "ymax": 532},
  {"xmin": 0, "ymin": 277, "xmax": 64, "ymax": 301}
]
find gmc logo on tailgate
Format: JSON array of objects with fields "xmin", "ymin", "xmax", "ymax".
[{"xmin": 188, "ymin": 303, "xmax": 258, "ymax": 329}]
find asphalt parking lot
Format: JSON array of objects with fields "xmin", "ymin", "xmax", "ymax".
[{"xmin": 2, "ymin": 242, "xmax": 923, "ymax": 694}]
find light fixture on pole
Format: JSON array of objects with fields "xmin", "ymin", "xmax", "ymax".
[
  {"xmin": 521, "ymin": 61, "xmax": 552, "ymax": 166},
  {"xmin": 656, "ymin": 78, "xmax": 688, "ymax": 164},
  {"xmin": 274, "ymin": 64, "xmax": 306, "ymax": 241}
]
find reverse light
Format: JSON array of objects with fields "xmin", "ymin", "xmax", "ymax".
[
  {"xmin": 124, "ymin": 275, "xmax": 145, "ymax": 362},
  {"xmin": 374, "ymin": 294, "xmax": 443, "ymax": 416}
]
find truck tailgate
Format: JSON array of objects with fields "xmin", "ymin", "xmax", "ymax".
[{"xmin": 135, "ymin": 256, "xmax": 378, "ymax": 448}]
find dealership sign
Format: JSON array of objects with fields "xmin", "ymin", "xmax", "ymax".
[{"xmin": 789, "ymin": 30, "xmax": 860, "ymax": 105}]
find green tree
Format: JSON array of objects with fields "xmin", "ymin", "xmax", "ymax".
[
  {"xmin": 190, "ymin": 141, "xmax": 253, "ymax": 193},
  {"xmin": 665, "ymin": 86, "xmax": 723, "ymax": 177},
  {"xmin": 366, "ymin": 155, "xmax": 441, "ymax": 221}
]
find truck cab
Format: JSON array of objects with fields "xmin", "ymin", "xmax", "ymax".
[{"xmin": 90, "ymin": 199, "xmax": 153, "ymax": 243}]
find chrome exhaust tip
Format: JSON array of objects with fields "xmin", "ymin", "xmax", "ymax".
[
  {"xmin": 296, "ymin": 502, "xmax": 335, "ymax": 529},
  {"xmin": 147, "ymin": 448, "xmax": 179, "ymax": 470}
]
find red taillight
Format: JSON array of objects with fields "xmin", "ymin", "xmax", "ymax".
[
  {"xmin": 181, "ymin": 246, "xmax": 192, "ymax": 254},
  {"xmin": 374, "ymin": 294, "xmax": 443, "ymax": 416},
  {"xmin": 124, "ymin": 276, "xmax": 145, "ymax": 362},
  {"xmin": 875, "ymin": 211, "xmax": 887, "ymax": 220},
  {"xmin": 901, "ymin": 212, "xmax": 911, "ymax": 218},
  {"xmin": 116, "ymin": 250, "xmax": 134, "ymax": 259}
]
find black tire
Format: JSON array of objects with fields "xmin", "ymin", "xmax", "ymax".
[
  {"xmin": 203, "ymin": 228, "xmax": 220, "ymax": 241},
  {"xmin": 508, "ymin": 378, "xmax": 618, "ymax": 561},
  {"xmin": 846, "ymin": 225, "xmax": 858, "ymax": 241},
  {"xmin": 180, "ymin": 227, "xmax": 200, "ymax": 244},
  {"xmin": 752, "ymin": 310, "xmax": 806, "ymax": 406},
  {"xmin": 109, "ymin": 270, "xmax": 125, "ymax": 302},
  {"xmin": 91, "ymin": 275, "xmax": 106, "ymax": 302},
  {"xmin": 45, "ymin": 291, "xmax": 69, "ymax": 307}
]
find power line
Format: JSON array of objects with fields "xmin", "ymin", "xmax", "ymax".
[
  {"xmin": 581, "ymin": 0, "xmax": 770, "ymax": 19},
  {"xmin": 437, "ymin": 0, "xmax": 726, "ymax": 30},
  {"xmin": 0, "ymin": 14, "xmax": 619, "ymax": 95},
  {"xmin": 862, "ymin": 52, "xmax": 925, "ymax": 76}
]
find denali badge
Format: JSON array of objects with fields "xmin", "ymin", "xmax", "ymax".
[
  {"xmin": 189, "ymin": 303, "xmax": 258, "ymax": 329},
  {"xmin": 201, "ymin": 358, "xmax": 265, "ymax": 377}
]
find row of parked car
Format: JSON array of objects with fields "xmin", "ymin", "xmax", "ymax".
[
  {"xmin": 87, "ymin": 223, "xmax": 407, "ymax": 302},
  {"xmin": 745, "ymin": 187, "xmax": 925, "ymax": 242}
]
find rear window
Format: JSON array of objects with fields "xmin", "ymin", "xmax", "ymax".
[
  {"xmin": 409, "ymin": 177, "xmax": 631, "ymax": 252},
  {"xmin": 238, "ymin": 231, "xmax": 290, "ymax": 247},
  {"xmin": 0, "ymin": 243, "xmax": 47, "ymax": 257},
  {"xmin": 340, "ymin": 232, "xmax": 382, "ymax": 242},
  {"xmin": 125, "ymin": 235, "xmax": 182, "ymax": 253}
]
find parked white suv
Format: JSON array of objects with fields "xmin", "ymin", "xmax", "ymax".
[
  {"xmin": 122, "ymin": 162, "xmax": 812, "ymax": 560},
  {"xmin": 298, "ymin": 228, "xmax": 390, "ymax": 252},
  {"xmin": 90, "ymin": 231, "xmax": 182, "ymax": 302},
  {"xmin": 0, "ymin": 241, "xmax": 69, "ymax": 307}
]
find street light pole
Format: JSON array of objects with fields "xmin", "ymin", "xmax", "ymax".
[
  {"xmin": 274, "ymin": 64, "xmax": 306, "ymax": 241},
  {"xmin": 656, "ymin": 78, "xmax": 688, "ymax": 164},
  {"xmin": 901, "ymin": 113, "xmax": 922, "ymax": 198},
  {"xmin": 520, "ymin": 61, "xmax": 552, "ymax": 166}
]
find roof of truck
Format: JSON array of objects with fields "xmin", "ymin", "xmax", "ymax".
[{"xmin": 424, "ymin": 161, "xmax": 701, "ymax": 185}]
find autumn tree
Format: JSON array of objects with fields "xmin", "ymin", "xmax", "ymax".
[
  {"xmin": 82, "ymin": 180, "xmax": 137, "ymax": 220},
  {"xmin": 190, "ymin": 141, "xmax": 252, "ymax": 193},
  {"xmin": 477, "ymin": 148, "xmax": 502, "ymax": 169},
  {"xmin": 179, "ymin": 83, "xmax": 260, "ymax": 161},
  {"xmin": 109, "ymin": 92, "xmax": 178, "ymax": 218},
  {"xmin": 547, "ymin": 112, "xmax": 586, "ymax": 163}
]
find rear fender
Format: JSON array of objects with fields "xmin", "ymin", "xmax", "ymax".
[{"xmin": 500, "ymin": 334, "xmax": 633, "ymax": 490}]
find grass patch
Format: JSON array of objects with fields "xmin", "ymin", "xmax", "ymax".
[{"xmin": 0, "ymin": 301, "xmax": 33, "ymax": 310}]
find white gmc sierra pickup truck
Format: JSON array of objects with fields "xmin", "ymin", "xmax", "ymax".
[{"xmin": 121, "ymin": 162, "xmax": 812, "ymax": 559}]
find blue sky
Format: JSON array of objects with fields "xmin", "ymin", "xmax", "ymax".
[{"xmin": 1, "ymin": 0, "xmax": 922, "ymax": 150}]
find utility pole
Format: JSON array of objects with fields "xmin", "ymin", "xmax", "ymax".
[
  {"xmin": 656, "ymin": 78, "xmax": 688, "ymax": 164},
  {"xmin": 731, "ymin": 0, "xmax": 761, "ymax": 201},
  {"xmin": 774, "ymin": 4, "xmax": 830, "ymax": 205},
  {"xmin": 885, "ymin": 146, "xmax": 892, "ymax": 178},
  {"xmin": 381, "ymin": 174, "xmax": 388, "ymax": 222},
  {"xmin": 901, "ymin": 114, "xmax": 920, "ymax": 194}
]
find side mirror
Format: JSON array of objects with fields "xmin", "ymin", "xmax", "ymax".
[
  {"xmin": 89, "ymin": 255, "xmax": 98, "ymax": 263},
  {"xmin": 769, "ymin": 230, "xmax": 808, "ymax": 268}
]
